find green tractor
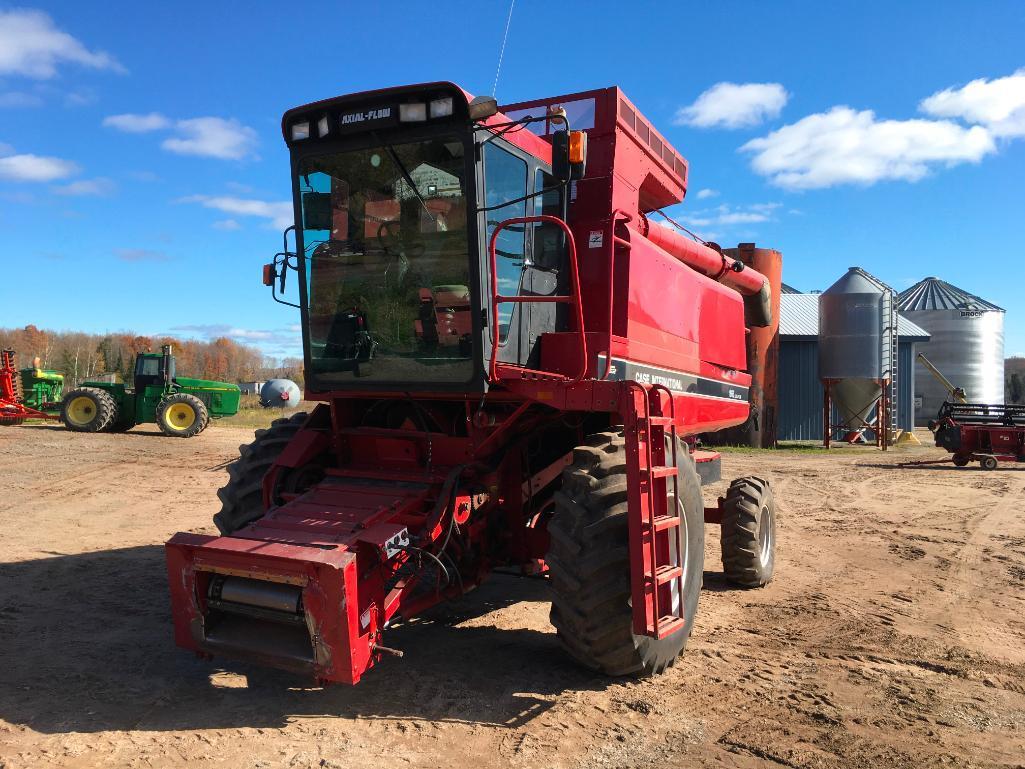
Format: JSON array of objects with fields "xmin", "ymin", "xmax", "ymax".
[{"xmin": 60, "ymin": 345, "xmax": 241, "ymax": 437}]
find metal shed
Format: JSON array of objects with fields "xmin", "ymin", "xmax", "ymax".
[{"xmin": 777, "ymin": 293, "xmax": 930, "ymax": 441}]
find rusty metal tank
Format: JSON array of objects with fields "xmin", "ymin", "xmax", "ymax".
[{"xmin": 715, "ymin": 243, "xmax": 782, "ymax": 447}]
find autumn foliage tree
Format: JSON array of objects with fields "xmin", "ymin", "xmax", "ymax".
[{"xmin": 0, "ymin": 325, "xmax": 283, "ymax": 387}]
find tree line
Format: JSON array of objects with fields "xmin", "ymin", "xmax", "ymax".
[{"xmin": 0, "ymin": 325, "xmax": 304, "ymax": 388}]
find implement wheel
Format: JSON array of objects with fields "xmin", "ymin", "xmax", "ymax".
[
  {"xmin": 546, "ymin": 430, "xmax": 704, "ymax": 676},
  {"xmin": 0, "ymin": 415, "xmax": 25, "ymax": 426},
  {"xmin": 61, "ymin": 387, "xmax": 116, "ymax": 432},
  {"xmin": 721, "ymin": 476, "xmax": 776, "ymax": 588},
  {"xmin": 980, "ymin": 456, "xmax": 998, "ymax": 471},
  {"xmin": 156, "ymin": 393, "xmax": 208, "ymax": 438},
  {"xmin": 214, "ymin": 412, "xmax": 321, "ymax": 534}
]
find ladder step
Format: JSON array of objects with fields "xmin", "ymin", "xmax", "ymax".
[
  {"xmin": 645, "ymin": 465, "xmax": 678, "ymax": 479},
  {"xmin": 641, "ymin": 415, "xmax": 673, "ymax": 427},
  {"xmin": 652, "ymin": 515, "xmax": 681, "ymax": 532},
  {"xmin": 656, "ymin": 615, "xmax": 686, "ymax": 638},
  {"xmin": 654, "ymin": 564, "xmax": 683, "ymax": 584}
]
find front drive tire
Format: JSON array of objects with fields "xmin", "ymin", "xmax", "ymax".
[
  {"xmin": 61, "ymin": 387, "xmax": 116, "ymax": 432},
  {"xmin": 214, "ymin": 412, "xmax": 316, "ymax": 534},
  {"xmin": 721, "ymin": 476, "xmax": 776, "ymax": 587},
  {"xmin": 546, "ymin": 430, "xmax": 705, "ymax": 677},
  {"xmin": 156, "ymin": 393, "xmax": 208, "ymax": 438}
]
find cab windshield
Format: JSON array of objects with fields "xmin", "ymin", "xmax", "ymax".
[{"xmin": 298, "ymin": 134, "xmax": 472, "ymax": 384}]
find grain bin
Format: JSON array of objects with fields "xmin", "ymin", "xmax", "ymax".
[
  {"xmin": 898, "ymin": 277, "xmax": 1005, "ymax": 424},
  {"xmin": 818, "ymin": 267, "xmax": 898, "ymax": 448}
]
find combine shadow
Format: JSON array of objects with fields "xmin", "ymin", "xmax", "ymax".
[{"xmin": 0, "ymin": 546, "xmax": 607, "ymax": 735}]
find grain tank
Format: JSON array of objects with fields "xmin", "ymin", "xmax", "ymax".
[
  {"xmin": 898, "ymin": 277, "xmax": 1005, "ymax": 424},
  {"xmin": 818, "ymin": 267, "xmax": 897, "ymax": 446}
]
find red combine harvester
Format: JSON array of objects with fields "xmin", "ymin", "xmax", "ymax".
[{"xmin": 166, "ymin": 83, "xmax": 778, "ymax": 684}]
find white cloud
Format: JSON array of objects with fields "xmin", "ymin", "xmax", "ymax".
[
  {"xmin": 0, "ymin": 9, "xmax": 124, "ymax": 79},
  {"xmin": 103, "ymin": 112, "xmax": 171, "ymax": 133},
  {"xmin": 675, "ymin": 82, "xmax": 788, "ymax": 129},
  {"xmin": 114, "ymin": 248, "xmax": 169, "ymax": 262},
  {"xmin": 741, "ymin": 107, "xmax": 994, "ymax": 189},
  {"xmin": 180, "ymin": 194, "xmax": 293, "ymax": 229},
  {"xmin": 103, "ymin": 113, "xmax": 259, "ymax": 160},
  {"xmin": 0, "ymin": 90, "xmax": 43, "ymax": 108},
  {"xmin": 162, "ymin": 117, "xmax": 258, "ymax": 160},
  {"xmin": 169, "ymin": 323, "xmax": 303, "ymax": 354},
  {"xmin": 0, "ymin": 152, "xmax": 79, "ymax": 182},
  {"xmin": 921, "ymin": 69, "xmax": 1025, "ymax": 138},
  {"xmin": 680, "ymin": 202, "xmax": 782, "ymax": 229},
  {"xmin": 695, "ymin": 188, "xmax": 718, "ymax": 199},
  {"xmin": 53, "ymin": 177, "xmax": 115, "ymax": 196},
  {"xmin": 212, "ymin": 218, "xmax": 241, "ymax": 230}
]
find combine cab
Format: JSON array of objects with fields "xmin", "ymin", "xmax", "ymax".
[{"xmin": 166, "ymin": 83, "xmax": 779, "ymax": 685}]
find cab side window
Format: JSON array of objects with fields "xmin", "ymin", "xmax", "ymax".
[{"xmin": 484, "ymin": 144, "xmax": 528, "ymax": 341}]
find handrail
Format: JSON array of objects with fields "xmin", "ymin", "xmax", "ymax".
[
  {"xmin": 601, "ymin": 209, "xmax": 634, "ymax": 380},
  {"xmin": 487, "ymin": 215, "xmax": 587, "ymax": 384}
]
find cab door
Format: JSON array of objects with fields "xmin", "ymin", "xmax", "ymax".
[{"xmin": 481, "ymin": 142, "xmax": 564, "ymax": 370}]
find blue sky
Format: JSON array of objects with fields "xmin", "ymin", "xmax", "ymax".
[{"xmin": 2, "ymin": 1, "xmax": 1024, "ymax": 359}]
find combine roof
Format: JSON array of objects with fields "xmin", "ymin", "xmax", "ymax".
[
  {"xmin": 780, "ymin": 293, "xmax": 930, "ymax": 341},
  {"xmin": 898, "ymin": 277, "xmax": 1004, "ymax": 312}
]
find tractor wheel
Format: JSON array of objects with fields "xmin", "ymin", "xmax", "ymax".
[
  {"xmin": 156, "ymin": 393, "xmax": 208, "ymax": 438},
  {"xmin": 546, "ymin": 430, "xmax": 704, "ymax": 677},
  {"xmin": 981, "ymin": 456, "xmax": 998, "ymax": 471},
  {"xmin": 61, "ymin": 387, "xmax": 116, "ymax": 432},
  {"xmin": 721, "ymin": 476, "xmax": 776, "ymax": 588},
  {"xmin": 214, "ymin": 412, "xmax": 323, "ymax": 534}
]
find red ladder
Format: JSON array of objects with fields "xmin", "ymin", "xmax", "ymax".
[{"xmin": 626, "ymin": 382, "xmax": 687, "ymax": 639}]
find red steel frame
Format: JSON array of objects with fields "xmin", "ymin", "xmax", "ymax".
[{"xmin": 165, "ymin": 83, "xmax": 771, "ymax": 685}]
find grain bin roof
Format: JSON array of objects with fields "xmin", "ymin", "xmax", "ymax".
[
  {"xmin": 780, "ymin": 293, "xmax": 930, "ymax": 340},
  {"xmin": 898, "ymin": 277, "xmax": 1004, "ymax": 312}
]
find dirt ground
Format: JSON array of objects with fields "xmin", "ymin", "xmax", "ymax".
[{"xmin": 1, "ymin": 423, "xmax": 1024, "ymax": 769}]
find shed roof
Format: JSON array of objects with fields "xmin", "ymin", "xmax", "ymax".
[{"xmin": 780, "ymin": 293, "xmax": 930, "ymax": 341}]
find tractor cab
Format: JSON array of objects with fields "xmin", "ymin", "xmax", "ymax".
[
  {"xmin": 133, "ymin": 349, "xmax": 174, "ymax": 391},
  {"xmin": 265, "ymin": 83, "xmax": 585, "ymax": 395}
]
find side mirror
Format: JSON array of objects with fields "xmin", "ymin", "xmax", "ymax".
[{"xmin": 552, "ymin": 130, "xmax": 588, "ymax": 182}]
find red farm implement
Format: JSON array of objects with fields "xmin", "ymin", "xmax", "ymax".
[
  {"xmin": 930, "ymin": 402, "xmax": 1025, "ymax": 470},
  {"xmin": 165, "ymin": 83, "xmax": 779, "ymax": 685},
  {"xmin": 0, "ymin": 349, "xmax": 60, "ymax": 426}
]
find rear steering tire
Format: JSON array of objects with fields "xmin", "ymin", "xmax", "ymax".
[
  {"xmin": 61, "ymin": 387, "xmax": 116, "ymax": 432},
  {"xmin": 981, "ymin": 456, "xmax": 998, "ymax": 471},
  {"xmin": 546, "ymin": 430, "xmax": 704, "ymax": 676},
  {"xmin": 156, "ymin": 393, "xmax": 208, "ymax": 438},
  {"xmin": 721, "ymin": 476, "xmax": 776, "ymax": 587}
]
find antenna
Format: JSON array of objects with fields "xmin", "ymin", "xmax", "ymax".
[{"xmin": 492, "ymin": 0, "xmax": 516, "ymax": 97}]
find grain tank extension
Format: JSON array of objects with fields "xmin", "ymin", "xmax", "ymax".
[{"xmin": 165, "ymin": 83, "xmax": 779, "ymax": 685}]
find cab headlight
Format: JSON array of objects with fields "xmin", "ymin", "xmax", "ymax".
[
  {"xmin": 429, "ymin": 97, "xmax": 454, "ymax": 118},
  {"xmin": 399, "ymin": 103, "xmax": 427, "ymax": 122}
]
